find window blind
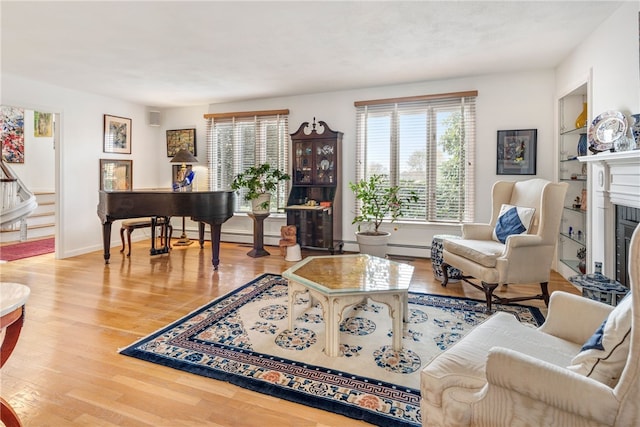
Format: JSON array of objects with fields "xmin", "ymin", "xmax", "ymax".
[
  {"xmin": 355, "ymin": 91, "xmax": 476, "ymax": 223},
  {"xmin": 205, "ymin": 110, "xmax": 289, "ymax": 213}
]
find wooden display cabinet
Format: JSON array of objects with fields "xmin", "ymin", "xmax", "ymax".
[{"xmin": 286, "ymin": 119, "xmax": 342, "ymax": 253}]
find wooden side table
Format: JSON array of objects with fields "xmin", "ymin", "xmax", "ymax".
[
  {"xmin": 1, "ymin": 282, "xmax": 30, "ymax": 427},
  {"xmin": 247, "ymin": 213, "xmax": 270, "ymax": 257}
]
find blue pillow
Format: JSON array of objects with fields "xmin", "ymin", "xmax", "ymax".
[
  {"xmin": 581, "ymin": 319, "xmax": 607, "ymax": 351},
  {"xmin": 492, "ymin": 204, "xmax": 536, "ymax": 244}
]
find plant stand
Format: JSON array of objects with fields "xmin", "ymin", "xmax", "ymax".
[{"xmin": 247, "ymin": 213, "xmax": 270, "ymax": 258}]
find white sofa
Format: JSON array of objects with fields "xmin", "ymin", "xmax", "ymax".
[{"xmin": 420, "ymin": 224, "xmax": 640, "ymax": 426}]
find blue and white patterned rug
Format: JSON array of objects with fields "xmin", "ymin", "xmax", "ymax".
[{"xmin": 120, "ymin": 273, "xmax": 545, "ymax": 426}]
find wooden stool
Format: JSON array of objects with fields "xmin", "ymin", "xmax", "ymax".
[{"xmin": 120, "ymin": 217, "xmax": 172, "ymax": 257}]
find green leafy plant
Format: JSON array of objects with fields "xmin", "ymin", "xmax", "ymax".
[
  {"xmin": 349, "ymin": 174, "xmax": 418, "ymax": 235},
  {"xmin": 231, "ymin": 163, "xmax": 290, "ymax": 210}
]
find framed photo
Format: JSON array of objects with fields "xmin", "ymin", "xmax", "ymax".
[
  {"xmin": 166, "ymin": 128, "xmax": 196, "ymax": 157},
  {"xmin": 496, "ymin": 129, "xmax": 537, "ymax": 175},
  {"xmin": 100, "ymin": 159, "xmax": 132, "ymax": 191},
  {"xmin": 103, "ymin": 114, "xmax": 132, "ymax": 154}
]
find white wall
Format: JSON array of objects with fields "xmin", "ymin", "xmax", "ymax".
[
  {"xmin": 199, "ymin": 70, "xmax": 556, "ymax": 255},
  {"xmin": 1, "ymin": 74, "xmax": 164, "ymax": 258},
  {"xmin": 555, "ymin": 1, "xmax": 640, "ymax": 274},
  {"xmin": 556, "ymin": 2, "xmax": 639, "ymax": 115}
]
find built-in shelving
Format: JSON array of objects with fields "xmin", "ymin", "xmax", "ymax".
[{"xmin": 557, "ymin": 84, "xmax": 588, "ymax": 279}]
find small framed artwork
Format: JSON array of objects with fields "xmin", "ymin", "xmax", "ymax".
[
  {"xmin": 34, "ymin": 111, "xmax": 53, "ymax": 137},
  {"xmin": 100, "ymin": 159, "xmax": 132, "ymax": 191},
  {"xmin": 496, "ymin": 129, "xmax": 537, "ymax": 175},
  {"xmin": 166, "ymin": 128, "xmax": 196, "ymax": 157},
  {"xmin": 103, "ymin": 114, "xmax": 132, "ymax": 154}
]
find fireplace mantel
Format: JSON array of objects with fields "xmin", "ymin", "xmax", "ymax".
[{"xmin": 578, "ymin": 150, "xmax": 640, "ymax": 276}]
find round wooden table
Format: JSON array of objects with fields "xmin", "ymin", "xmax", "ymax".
[{"xmin": 1, "ymin": 282, "xmax": 30, "ymax": 427}]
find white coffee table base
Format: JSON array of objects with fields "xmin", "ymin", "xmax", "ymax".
[{"xmin": 287, "ymin": 280, "xmax": 408, "ymax": 357}]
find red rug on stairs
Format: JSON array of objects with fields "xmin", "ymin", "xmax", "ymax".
[{"xmin": 0, "ymin": 238, "xmax": 55, "ymax": 261}]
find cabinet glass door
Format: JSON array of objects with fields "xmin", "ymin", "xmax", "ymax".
[
  {"xmin": 294, "ymin": 141, "xmax": 313, "ymax": 184},
  {"xmin": 314, "ymin": 141, "xmax": 335, "ymax": 184}
]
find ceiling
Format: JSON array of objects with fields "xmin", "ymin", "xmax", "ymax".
[{"xmin": 1, "ymin": 1, "xmax": 623, "ymax": 108}]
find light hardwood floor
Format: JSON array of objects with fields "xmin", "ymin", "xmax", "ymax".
[{"xmin": 1, "ymin": 239, "xmax": 579, "ymax": 426}]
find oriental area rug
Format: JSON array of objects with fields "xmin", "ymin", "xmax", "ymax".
[{"xmin": 120, "ymin": 274, "xmax": 545, "ymax": 426}]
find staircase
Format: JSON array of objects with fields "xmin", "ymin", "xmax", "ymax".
[
  {"xmin": 0, "ymin": 160, "xmax": 52, "ymax": 243},
  {"xmin": 0, "ymin": 192, "xmax": 54, "ymax": 243}
]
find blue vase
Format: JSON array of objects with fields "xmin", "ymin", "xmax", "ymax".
[{"xmin": 577, "ymin": 133, "xmax": 588, "ymax": 156}]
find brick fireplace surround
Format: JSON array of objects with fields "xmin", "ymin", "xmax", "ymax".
[{"xmin": 580, "ymin": 150, "xmax": 640, "ymax": 282}]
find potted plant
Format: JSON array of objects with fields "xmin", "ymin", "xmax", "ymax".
[
  {"xmin": 349, "ymin": 174, "xmax": 418, "ymax": 257},
  {"xmin": 231, "ymin": 163, "xmax": 290, "ymax": 213}
]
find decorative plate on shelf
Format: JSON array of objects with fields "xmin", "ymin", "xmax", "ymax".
[{"xmin": 587, "ymin": 110, "xmax": 627, "ymax": 152}]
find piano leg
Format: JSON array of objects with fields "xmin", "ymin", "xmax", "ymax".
[
  {"xmin": 102, "ymin": 221, "xmax": 113, "ymax": 264},
  {"xmin": 209, "ymin": 223, "xmax": 222, "ymax": 270},
  {"xmin": 198, "ymin": 222, "xmax": 205, "ymax": 249}
]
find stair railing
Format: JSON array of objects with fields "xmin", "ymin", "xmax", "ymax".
[{"xmin": 0, "ymin": 160, "xmax": 38, "ymax": 239}]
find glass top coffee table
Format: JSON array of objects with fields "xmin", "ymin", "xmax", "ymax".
[{"xmin": 282, "ymin": 254, "xmax": 414, "ymax": 357}]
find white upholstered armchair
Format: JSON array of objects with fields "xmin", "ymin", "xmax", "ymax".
[
  {"xmin": 420, "ymin": 223, "xmax": 640, "ymax": 426},
  {"xmin": 440, "ymin": 179, "xmax": 568, "ymax": 312}
]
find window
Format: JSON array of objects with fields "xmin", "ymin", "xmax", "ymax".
[
  {"xmin": 355, "ymin": 91, "xmax": 476, "ymax": 223},
  {"xmin": 205, "ymin": 110, "xmax": 290, "ymax": 213}
]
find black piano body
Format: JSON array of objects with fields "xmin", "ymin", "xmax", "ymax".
[{"xmin": 97, "ymin": 190, "xmax": 235, "ymax": 269}]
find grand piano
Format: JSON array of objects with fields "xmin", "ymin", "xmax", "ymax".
[{"xmin": 97, "ymin": 190, "xmax": 235, "ymax": 269}]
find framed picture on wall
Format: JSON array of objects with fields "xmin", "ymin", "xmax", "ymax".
[
  {"xmin": 496, "ymin": 129, "xmax": 537, "ymax": 175},
  {"xmin": 1, "ymin": 105, "xmax": 25, "ymax": 163},
  {"xmin": 100, "ymin": 159, "xmax": 132, "ymax": 191},
  {"xmin": 103, "ymin": 114, "xmax": 132, "ymax": 154},
  {"xmin": 34, "ymin": 111, "xmax": 53, "ymax": 137},
  {"xmin": 166, "ymin": 128, "xmax": 196, "ymax": 157}
]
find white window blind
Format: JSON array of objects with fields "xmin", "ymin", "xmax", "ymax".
[
  {"xmin": 205, "ymin": 110, "xmax": 290, "ymax": 213},
  {"xmin": 355, "ymin": 91, "xmax": 476, "ymax": 223}
]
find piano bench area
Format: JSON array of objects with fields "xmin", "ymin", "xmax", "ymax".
[{"xmin": 119, "ymin": 217, "xmax": 172, "ymax": 257}]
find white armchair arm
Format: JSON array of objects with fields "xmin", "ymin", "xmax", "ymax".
[
  {"xmin": 538, "ymin": 291, "xmax": 613, "ymax": 344},
  {"xmin": 461, "ymin": 223, "xmax": 493, "ymax": 240},
  {"xmin": 503, "ymin": 234, "xmax": 542, "ymax": 248},
  {"xmin": 485, "ymin": 347, "xmax": 618, "ymax": 425}
]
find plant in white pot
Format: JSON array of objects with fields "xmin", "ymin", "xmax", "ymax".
[
  {"xmin": 231, "ymin": 163, "xmax": 290, "ymax": 214},
  {"xmin": 349, "ymin": 174, "xmax": 418, "ymax": 257}
]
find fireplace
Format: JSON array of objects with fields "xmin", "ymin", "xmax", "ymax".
[
  {"xmin": 580, "ymin": 150, "xmax": 640, "ymax": 280},
  {"xmin": 616, "ymin": 205, "xmax": 640, "ymax": 288}
]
